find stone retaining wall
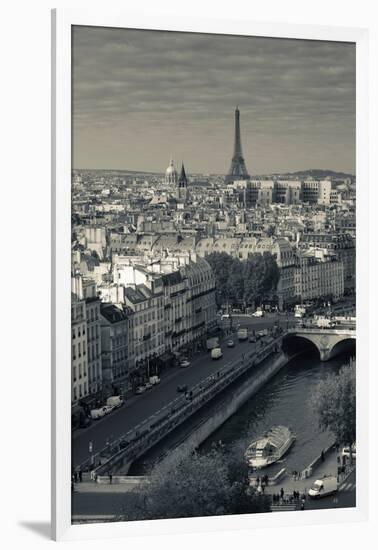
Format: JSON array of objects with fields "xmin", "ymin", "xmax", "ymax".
[{"xmin": 156, "ymin": 352, "xmax": 290, "ymax": 467}]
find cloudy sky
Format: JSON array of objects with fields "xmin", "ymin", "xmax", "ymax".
[{"xmin": 72, "ymin": 26, "xmax": 355, "ymax": 175}]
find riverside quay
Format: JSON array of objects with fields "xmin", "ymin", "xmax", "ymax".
[{"xmin": 72, "ymin": 314, "xmax": 356, "ymax": 520}]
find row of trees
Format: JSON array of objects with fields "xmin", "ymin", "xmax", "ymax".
[
  {"xmin": 311, "ymin": 358, "xmax": 356, "ymax": 456},
  {"xmin": 119, "ymin": 443, "xmax": 270, "ymax": 521},
  {"xmin": 206, "ymin": 251, "xmax": 280, "ymax": 308}
]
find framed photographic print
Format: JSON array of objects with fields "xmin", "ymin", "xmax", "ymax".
[{"xmin": 51, "ymin": 8, "xmax": 369, "ymax": 541}]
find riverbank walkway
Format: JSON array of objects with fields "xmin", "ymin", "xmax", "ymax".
[
  {"xmin": 73, "ymin": 480, "xmax": 145, "ymax": 494},
  {"xmin": 264, "ymin": 448, "xmax": 338, "ymax": 497}
]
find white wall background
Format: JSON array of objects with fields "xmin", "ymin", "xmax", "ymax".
[{"xmin": 1, "ymin": 0, "xmax": 377, "ymax": 547}]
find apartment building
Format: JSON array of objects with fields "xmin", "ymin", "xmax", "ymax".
[
  {"xmin": 124, "ymin": 279, "xmax": 165, "ymax": 376},
  {"xmin": 71, "ymin": 294, "xmax": 89, "ymax": 405},
  {"xmin": 295, "ymin": 252, "xmax": 344, "ymax": 301},
  {"xmin": 299, "ymin": 233, "xmax": 355, "ymax": 286},
  {"xmin": 100, "ymin": 303, "xmax": 129, "ymax": 396}
]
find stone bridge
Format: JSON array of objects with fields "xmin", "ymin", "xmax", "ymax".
[{"xmin": 283, "ymin": 327, "xmax": 356, "ymax": 361}]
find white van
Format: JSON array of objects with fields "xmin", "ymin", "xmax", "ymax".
[
  {"xmin": 90, "ymin": 407, "xmax": 107, "ymax": 420},
  {"xmin": 106, "ymin": 395, "xmax": 124, "ymax": 409},
  {"xmin": 308, "ymin": 475, "xmax": 338, "ymax": 498},
  {"xmin": 149, "ymin": 375, "xmax": 161, "ymax": 385},
  {"xmin": 211, "ymin": 347, "xmax": 223, "ymax": 360},
  {"xmin": 315, "ymin": 317, "xmax": 336, "ymax": 328},
  {"xmin": 252, "ymin": 309, "xmax": 264, "ymax": 318}
]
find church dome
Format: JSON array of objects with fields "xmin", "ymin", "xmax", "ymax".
[{"xmin": 165, "ymin": 158, "xmax": 178, "ymax": 184}]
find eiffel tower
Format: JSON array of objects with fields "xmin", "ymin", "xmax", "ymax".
[{"xmin": 225, "ymin": 106, "xmax": 250, "ymax": 183}]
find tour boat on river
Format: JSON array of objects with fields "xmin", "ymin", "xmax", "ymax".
[{"xmin": 245, "ymin": 425, "xmax": 295, "ymax": 469}]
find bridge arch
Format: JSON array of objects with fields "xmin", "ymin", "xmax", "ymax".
[
  {"xmin": 282, "ymin": 330, "xmax": 356, "ymax": 361},
  {"xmin": 282, "ymin": 334, "xmax": 320, "ymax": 358},
  {"xmin": 327, "ymin": 337, "xmax": 356, "ymax": 361}
]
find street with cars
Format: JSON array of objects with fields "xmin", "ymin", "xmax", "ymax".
[{"xmin": 72, "ymin": 313, "xmax": 286, "ymax": 468}]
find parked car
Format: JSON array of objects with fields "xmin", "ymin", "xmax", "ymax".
[
  {"xmin": 211, "ymin": 347, "xmax": 223, "ymax": 360},
  {"xmin": 227, "ymin": 340, "xmax": 235, "ymax": 348},
  {"xmin": 249, "ymin": 335, "xmax": 257, "ymax": 343},
  {"xmin": 180, "ymin": 359, "xmax": 191, "ymax": 368},
  {"xmin": 177, "ymin": 384, "xmax": 188, "ymax": 393},
  {"xmin": 90, "ymin": 407, "xmax": 107, "ymax": 420},
  {"xmin": 341, "ymin": 444, "xmax": 356, "ymax": 459},
  {"xmin": 134, "ymin": 385, "xmax": 146, "ymax": 395},
  {"xmin": 149, "ymin": 376, "xmax": 160, "ymax": 385},
  {"xmin": 221, "ymin": 313, "xmax": 230, "ymax": 320},
  {"xmin": 106, "ymin": 395, "xmax": 124, "ymax": 408},
  {"xmin": 145, "ymin": 382, "xmax": 153, "ymax": 390},
  {"xmin": 103, "ymin": 405, "xmax": 115, "ymax": 415}
]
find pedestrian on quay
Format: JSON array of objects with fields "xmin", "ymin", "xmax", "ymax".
[
  {"xmin": 73, "ymin": 471, "xmax": 78, "ymax": 483},
  {"xmin": 280, "ymin": 487, "xmax": 284, "ymax": 499},
  {"xmin": 301, "ymin": 497, "xmax": 305, "ymax": 510},
  {"xmin": 321, "ymin": 450, "xmax": 325, "ymax": 462},
  {"xmin": 257, "ymin": 484, "xmax": 262, "ymax": 495},
  {"xmin": 109, "ymin": 473, "xmax": 113, "ymax": 484},
  {"xmin": 256, "ymin": 476, "xmax": 260, "ymax": 487},
  {"xmin": 78, "ymin": 470, "xmax": 82, "ymax": 482}
]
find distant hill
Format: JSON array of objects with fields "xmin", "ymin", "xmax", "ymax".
[
  {"xmin": 74, "ymin": 168, "xmax": 162, "ymax": 176},
  {"xmin": 74, "ymin": 167, "xmax": 355, "ymax": 180},
  {"xmin": 272, "ymin": 169, "xmax": 355, "ymax": 180}
]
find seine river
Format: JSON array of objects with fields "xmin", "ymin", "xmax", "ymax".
[
  {"xmin": 200, "ymin": 350, "xmax": 353, "ymax": 476},
  {"xmin": 130, "ymin": 349, "xmax": 354, "ymax": 476}
]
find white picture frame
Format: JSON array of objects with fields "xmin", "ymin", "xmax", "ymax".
[{"xmin": 51, "ymin": 8, "xmax": 369, "ymax": 541}]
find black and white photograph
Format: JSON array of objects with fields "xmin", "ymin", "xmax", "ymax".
[{"xmin": 70, "ymin": 26, "xmax": 356, "ymax": 524}]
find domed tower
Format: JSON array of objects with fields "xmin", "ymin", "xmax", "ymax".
[{"xmin": 165, "ymin": 158, "xmax": 178, "ymax": 185}]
